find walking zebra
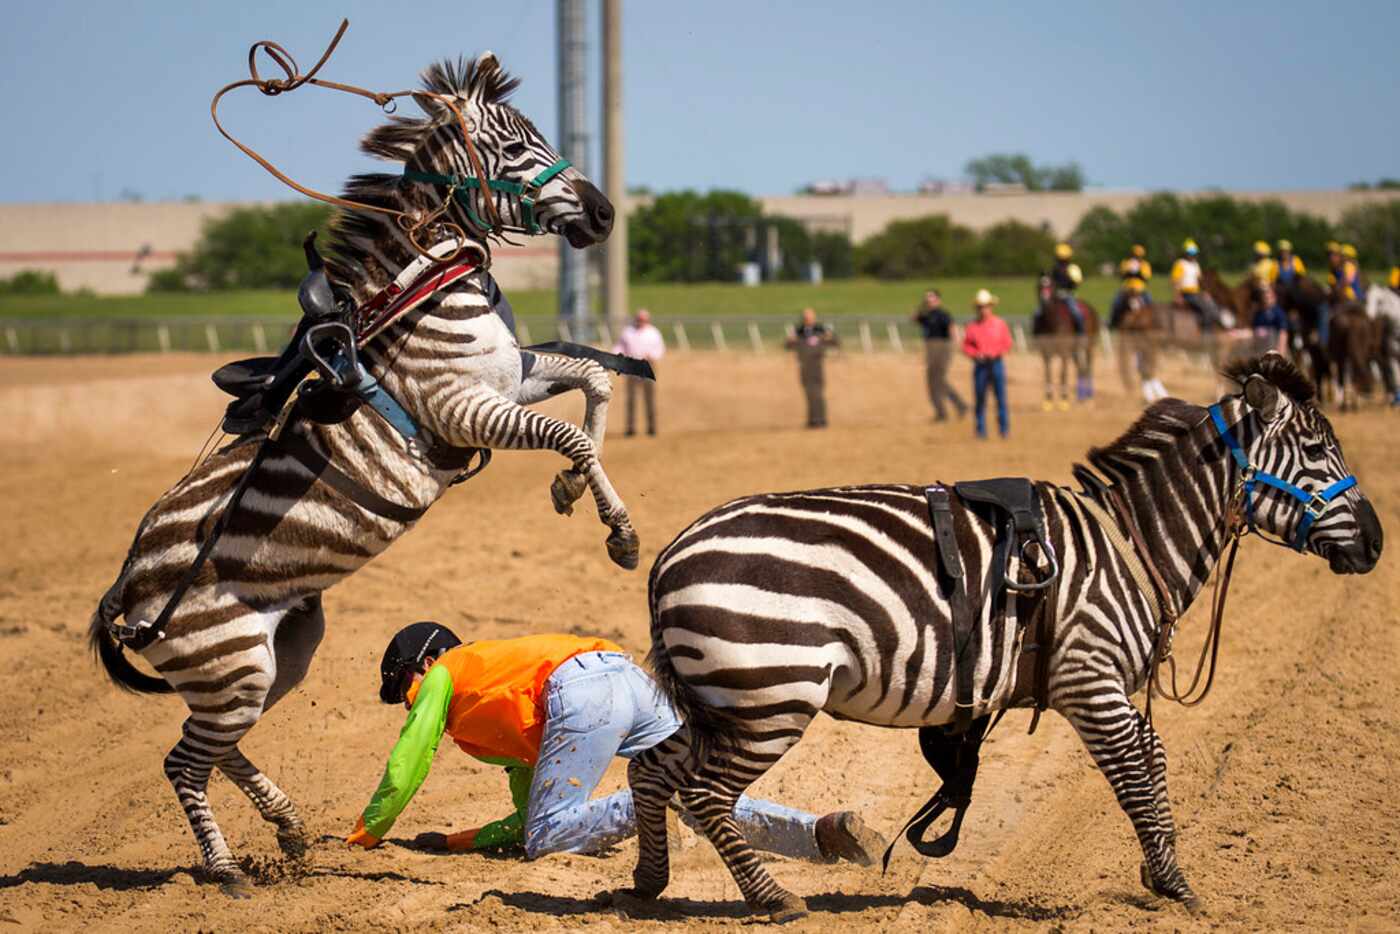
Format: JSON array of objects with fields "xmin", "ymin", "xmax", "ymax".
[
  {"xmin": 623, "ymin": 354, "xmax": 1381, "ymax": 921},
  {"xmin": 88, "ymin": 53, "xmax": 632, "ymax": 894}
]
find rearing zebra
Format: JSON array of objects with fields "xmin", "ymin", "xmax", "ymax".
[
  {"xmin": 88, "ymin": 53, "xmax": 630, "ymax": 894},
  {"xmin": 623, "ymin": 354, "xmax": 1381, "ymax": 921}
]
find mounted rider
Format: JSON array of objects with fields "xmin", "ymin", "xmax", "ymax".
[
  {"xmin": 1171, "ymin": 238, "xmax": 1216, "ymax": 328},
  {"xmin": 1272, "ymin": 239, "xmax": 1306, "ymax": 288},
  {"xmin": 1329, "ymin": 243, "xmax": 1367, "ymax": 305},
  {"xmin": 1250, "ymin": 240, "xmax": 1275, "ymax": 290},
  {"xmin": 1047, "ymin": 242, "xmax": 1085, "ymax": 333},
  {"xmin": 1110, "ymin": 243, "xmax": 1152, "ymax": 329}
]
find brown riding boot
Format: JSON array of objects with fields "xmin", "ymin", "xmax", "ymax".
[{"xmin": 814, "ymin": 811, "xmax": 886, "ymax": 866}]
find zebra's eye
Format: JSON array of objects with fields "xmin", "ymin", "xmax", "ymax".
[
  {"xmin": 1302, "ymin": 442, "xmax": 1327, "ymax": 459},
  {"xmin": 501, "ymin": 142, "xmax": 528, "ymax": 159}
]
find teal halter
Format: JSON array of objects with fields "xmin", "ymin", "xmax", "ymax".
[{"xmin": 402, "ymin": 159, "xmax": 571, "ymax": 235}]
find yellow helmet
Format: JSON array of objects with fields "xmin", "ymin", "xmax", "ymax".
[
  {"xmin": 1391, "ymin": 266, "xmax": 1400, "ymax": 290},
  {"xmin": 1055, "ymin": 242, "xmax": 1073, "ymax": 260},
  {"xmin": 1131, "ymin": 244, "xmax": 1146, "ymax": 258},
  {"xmin": 1183, "ymin": 238, "xmax": 1199, "ymax": 255},
  {"xmin": 1326, "ymin": 240, "xmax": 1342, "ymax": 254},
  {"xmin": 1253, "ymin": 240, "xmax": 1271, "ymax": 257},
  {"xmin": 1342, "ymin": 243, "xmax": 1358, "ymax": 259},
  {"xmin": 1276, "ymin": 238, "xmax": 1293, "ymax": 252}
]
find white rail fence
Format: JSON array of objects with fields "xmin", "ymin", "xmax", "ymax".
[{"xmin": 1, "ymin": 314, "xmax": 1097, "ymax": 357}]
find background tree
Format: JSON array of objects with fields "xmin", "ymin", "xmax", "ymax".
[
  {"xmin": 854, "ymin": 215, "xmax": 979, "ymax": 279},
  {"xmin": 974, "ymin": 220, "xmax": 1057, "ymax": 274},
  {"xmin": 1337, "ymin": 199, "xmax": 1400, "ymax": 266},
  {"xmin": 148, "ymin": 203, "xmax": 334, "ymax": 291},
  {"xmin": 629, "ymin": 190, "xmax": 852, "ymax": 282},
  {"xmin": 964, "ymin": 152, "xmax": 1085, "ymax": 192}
]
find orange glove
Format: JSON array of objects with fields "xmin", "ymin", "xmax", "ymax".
[{"xmin": 346, "ymin": 815, "xmax": 382, "ymax": 849}]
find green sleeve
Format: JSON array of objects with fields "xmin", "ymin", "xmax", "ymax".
[
  {"xmin": 361, "ymin": 664, "xmax": 453, "ymax": 838},
  {"xmin": 469, "ymin": 765, "xmax": 534, "ymax": 849}
]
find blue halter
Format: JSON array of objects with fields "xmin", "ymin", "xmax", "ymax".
[{"xmin": 1209, "ymin": 403, "xmax": 1357, "ymax": 551}]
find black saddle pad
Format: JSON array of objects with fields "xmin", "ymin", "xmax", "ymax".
[{"xmin": 954, "ymin": 478, "xmax": 1042, "ymax": 538}]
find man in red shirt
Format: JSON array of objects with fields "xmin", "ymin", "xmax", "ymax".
[{"xmin": 961, "ymin": 289, "xmax": 1012, "ymax": 438}]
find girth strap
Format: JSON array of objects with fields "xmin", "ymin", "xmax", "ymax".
[
  {"xmin": 925, "ymin": 485, "xmax": 976, "ymax": 733},
  {"xmin": 279, "ymin": 429, "xmax": 428, "ymax": 524}
]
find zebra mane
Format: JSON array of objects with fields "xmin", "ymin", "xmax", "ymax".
[
  {"xmin": 1081, "ymin": 397, "xmax": 1205, "ymax": 483},
  {"xmin": 1220, "ymin": 353, "xmax": 1316, "ymax": 405},
  {"xmin": 361, "ymin": 55, "xmax": 520, "ymax": 163}
]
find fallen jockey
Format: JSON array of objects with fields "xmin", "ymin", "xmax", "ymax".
[{"xmin": 346, "ymin": 624, "xmax": 886, "ymax": 864}]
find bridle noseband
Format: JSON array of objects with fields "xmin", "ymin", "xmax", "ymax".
[
  {"xmin": 1209, "ymin": 403, "xmax": 1357, "ymax": 551},
  {"xmin": 402, "ymin": 159, "xmax": 573, "ymax": 237}
]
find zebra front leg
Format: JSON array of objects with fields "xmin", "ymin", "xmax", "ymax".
[
  {"xmin": 516, "ymin": 352, "xmax": 614, "ymax": 516},
  {"xmin": 442, "ymin": 385, "xmax": 638, "ymax": 568},
  {"xmin": 219, "ymin": 749, "xmax": 307, "ymax": 860},
  {"xmin": 1064, "ymin": 696, "xmax": 1199, "ymax": 911}
]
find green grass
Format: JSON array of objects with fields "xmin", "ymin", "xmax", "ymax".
[{"xmin": 0, "ymin": 276, "xmax": 1148, "ymax": 322}]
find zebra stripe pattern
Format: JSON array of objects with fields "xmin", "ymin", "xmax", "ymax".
[
  {"xmin": 89, "ymin": 51, "xmax": 631, "ymax": 891},
  {"xmin": 624, "ymin": 355, "xmax": 1381, "ymax": 920}
]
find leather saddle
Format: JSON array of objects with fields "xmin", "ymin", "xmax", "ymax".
[
  {"xmin": 884, "ymin": 477, "xmax": 1060, "ymax": 871},
  {"xmin": 214, "ymin": 233, "xmax": 362, "ymax": 435}
]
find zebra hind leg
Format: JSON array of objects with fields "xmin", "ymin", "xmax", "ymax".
[
  {"xmin": 622, "ymin": 726, "xmax": 695, "ymax": 900},
  {"xmin": 212, "ymin": 595, "xmax": 326, "ymax": 861},
  {"xmin": 1065, "ymin": 696, "xmax": 1199, "ymax": 912},
  {"xmin": 677, "ymin": 760, "xmax": 807, "ymax": 922}
]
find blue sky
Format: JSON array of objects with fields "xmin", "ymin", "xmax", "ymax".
[{"xmin": 2, "ymin": 0, "xmax": 1397, "ymax": 203}]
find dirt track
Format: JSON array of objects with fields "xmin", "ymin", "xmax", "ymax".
[{"xmin": 0, "ymin": 349, "xmax": 1396, "ymax": 932}]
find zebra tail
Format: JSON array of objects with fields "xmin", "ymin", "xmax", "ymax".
[
  {"xmin": 88, "ymin": 578, "xmax": 173, "ymax": 695},
  {"xmin": 644, "ymin": 561, "xmax": 742, "ymax": 763}
]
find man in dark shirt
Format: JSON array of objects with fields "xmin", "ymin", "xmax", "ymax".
[
  {"xmin": 913, "ymin": 289, "xmax": 967, "ymax": 421},
  {"xmin": 785, "ymin": 307, "xmax": 839, "ymax": 428}
]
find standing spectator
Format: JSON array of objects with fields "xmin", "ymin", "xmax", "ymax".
[
  {"xmin": 913, "ymin": 289, "xmax": 967, "ymax": 421},
  {"xmin": 961, "ymin": 288, "xmax": 1012, "ymax": 439},
  {"xmin": 785, "ymin": 307, "xmax": 839, "ymax": 428},
  {"xmin": 612, "ymin": 308, "xmax": 665, "ymax": 436}
]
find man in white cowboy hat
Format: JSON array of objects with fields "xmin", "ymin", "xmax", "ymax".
[{"xmin": 961, "ymin": 288, "xmax": 1012, "ymax": 439}]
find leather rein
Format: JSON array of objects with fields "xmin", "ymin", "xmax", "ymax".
[
  {"xmin": 1099, "ymin": 402, "xmax": 1356, "ymax": 724},
  {"xmin": 211, "ymin": 19, "xmax": 531, "ymax": 262}
]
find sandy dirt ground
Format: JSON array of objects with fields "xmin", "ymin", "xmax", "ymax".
[{"xmin": 0, "ymin": 347, "xmax": 1397, "ymax": 933}]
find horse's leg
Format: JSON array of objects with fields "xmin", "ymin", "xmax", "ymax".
[
  {"xmin": 437, "ymin": 383, "xmax": 638, "ymax": 568},
  {"xmin": 622, "ymin": 725, "xmax": 696, "ymax": 900},
  {"xmin": 1062, "ymin": 693, "xmax": 1197, "ymax": 909},
  {"xmin": 216, "ymin": 595, "xmax": 326, "ymax": 860},
  {"xmin": 1058, "ymin": 351, "xmax": 1071, "ymax": 410},
  {"xmin": 515, "ymin": 352, "xmax": 614, "ymax": 515},
  {"xmin": 1041, "ymin": 351, "xmax": 1054, "ymax": 411},
  {"xmin": 144, "ymin": 599, "xmax": 280, "ymax": 895}
]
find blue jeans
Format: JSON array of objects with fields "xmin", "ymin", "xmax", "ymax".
[
  {"xmin": 524, "ymin": 652, "xmax": 822, "ymax": 860},
  {"xmin": 972, "ymin": 358, "xmax": 1008, "ymax": 438}
]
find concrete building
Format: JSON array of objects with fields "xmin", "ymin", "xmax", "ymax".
[{"xmin": 1, "ymin": 189, "xmax": 1393, "ymax": 295}]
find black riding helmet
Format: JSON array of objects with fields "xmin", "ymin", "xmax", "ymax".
[{"xmin": 378, "ymin": 622, "xmax": 462, "ymax": 704}]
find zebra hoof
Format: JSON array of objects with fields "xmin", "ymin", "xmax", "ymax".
[
  {"xmin": 276, "ymin": 829, "xmax": 308, "ymax": 860},
  {"xmin": 551, "ymin": 470, "xmax": 588, "ymax": 516},
  {"xmin": 764, "ymin": 895, "xmax": 808, "ymax": 924},
  {"xmin": 606, "ymin": 529, "xmax": 640, "ymax": 570},
  {"xmin": 219, "ymin": 877, "xmax": 257, "ymax": 899}
]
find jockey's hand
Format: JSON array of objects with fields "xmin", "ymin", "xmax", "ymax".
[
  {"xmin": 413, "ymin": 829, "xmax": 480, "ymax": 852},
  {"xmin": 346, "ymin": 815, "xmax": 382, "ymax": 849}
]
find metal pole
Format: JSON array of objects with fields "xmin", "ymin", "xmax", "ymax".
[
  {"xmin": 557, "ymin": 0, "xmax": 590, "ymax": 339},
  {"xmin": 601, "ymin": 0, "xmax": 627, "ymax": 336}
]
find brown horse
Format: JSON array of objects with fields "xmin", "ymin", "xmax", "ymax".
[
  {"xmin": 1032, "ymin": 273, "xmax": 1099, "ymax": 409},
  {"xmin": 1328, "ymin": 277, "xmax": 1398, "ymax": 410},
  {"xmin": 1114, "ymin": 293, "xmax": 1168, "ymax": 401}
]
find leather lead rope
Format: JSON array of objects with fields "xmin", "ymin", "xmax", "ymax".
[{"xmin": 209, "ymin": 19, "xmax": 501, "ymax": 261}]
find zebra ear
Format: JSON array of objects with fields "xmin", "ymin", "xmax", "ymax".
[{"xmin": 1243, "ymin": 374, "xmax": 1281, "ymax": 422}]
